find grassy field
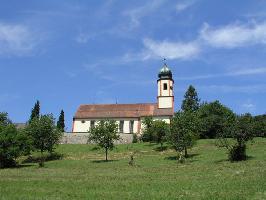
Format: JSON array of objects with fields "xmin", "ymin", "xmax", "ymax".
[{"xmin": 0, "ymin": 138, "xmax": 265, "ymax": 200}]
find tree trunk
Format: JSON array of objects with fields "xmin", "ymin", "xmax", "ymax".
[
  {"xmin": 184, "ymin": 146, "xmax": 188, "ymax": 158},
  {"xmin": 39, "ymin": 150, "xmax": 44, "ymax": 167},
  {"xmin": 105, "ymin": 148, "xmax": 108, "ymax": 162},
  {"xmin": 160, "ymin": 142, "xmax": 163, "ymax": 151}
]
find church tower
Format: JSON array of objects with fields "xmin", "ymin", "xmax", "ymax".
[{"xmin": 157, "ymin": 63, "xmax": 174, "ymax": 109}]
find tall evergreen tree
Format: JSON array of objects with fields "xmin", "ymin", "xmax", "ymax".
[
  {"xmin": 57, "ymin": 110, "xmax": 65, "ymax": 132},
  {"xmin": 29, "ymin": 100, "xmax": 40, "ymax": 123},
  {"xmin": 181, "ymin": 85, "xmax": 200, "ymax": 112}
]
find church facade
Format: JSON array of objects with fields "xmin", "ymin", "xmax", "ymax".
[{"xmin": 72, "ymin": 64, "xmax": 174, "ymax": 134}]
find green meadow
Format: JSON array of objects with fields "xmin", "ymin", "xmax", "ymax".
[{"xmin": 0, "ymin": 138, "xmax": 265, "ymax": 200}]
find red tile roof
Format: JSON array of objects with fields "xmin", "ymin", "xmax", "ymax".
[{"xmin": 74, "ymin": 103, "xmax": 174, "ymax": 119}]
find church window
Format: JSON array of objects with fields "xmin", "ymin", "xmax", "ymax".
[
  {"xmin": 163, "ymin": 83, "xmax": 167, "ymax": 90},
  {"xmin": 119, "ymin": 120, "xmax": 124, "ymax": 133},
  {"xmin": 91, "ymin": 120, "xmax": 95, "ymax": 128},
  {"xmin": 81, "ymin": 120, "xmax": 85, "ymax": 123},
  {"xmin": 129, "ymin": 120, "xmax": 134, "ymax": 133}
]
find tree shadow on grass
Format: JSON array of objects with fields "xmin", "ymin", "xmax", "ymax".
[
  {"xmin": 22, "ymin": 153, "xmax": 64, "ymax": 164},
  {"xmin": 144, "ymin": 143, "xmax": 158, "ymax": 146},
  {"xmin": 214, "ymin": 155, "xmax": 255, "ymax": 164},
  {"xmin": 91, "ymin": 159, "xmax": 118, "ymax": 163},
  {"xmin": 165, "ymin": 153, "xmax": 200, "ymax": 163},
  {"xmin": 153, "ymin": 146, "xmax": 168, "ymax": 152}
]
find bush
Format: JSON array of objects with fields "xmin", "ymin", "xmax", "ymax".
[
  {"xmin": 0, "ymin": 123, "xmax": 31, "ymax": 168},
  {"xmin": 132, "ymin": 133, "xmax": 138, "ymax": 143},
  {"xmin": 229, "ymin": 144, "xmax": 246, "ymax": 161}
]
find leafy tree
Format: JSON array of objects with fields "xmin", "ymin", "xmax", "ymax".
[
  {"xmin": 25, "ymin": 114, "xmax": 61, "ymax": 166},
  {"xmin": 218, "ymin": 113, "xmax": 254, "ymax": 161},
  {"xmin": 151, "ymin": 120, "xmax": 170, "ymax": 150},
  {"xmin": 0, "ymin": 113, "xmax": 31, "ymax": 168},
  {"xmin": 197, "ymin": 101, "xmax": 235, "ymax": 138},
  {"xmin": 0, "ymin": 112, "xmax": 11, "ymax": 126},
  {"xmin": 169, "ymin": 111, "xmax": 199, "ymax": 159},
  {"xmin": 181, "ymin": 85, "xmax": 200, "ymax": 112},
  {"xmin": 141, "ymin": 116, "xmax": 154, "ymax": 142},
  {"xmin": 253, "ymin": 114, "xmax": 266, "ymax": 137},
  {"xmin": 29, "ymin": 100, "xmax": 40, "ymax": 123},
  {"xmin": 57, "ymin": 110, "xmax": 65, "ymax": 132},
  {"xmin": 88, "ymin": 120, "xmax": 120, "ymax": 161}
]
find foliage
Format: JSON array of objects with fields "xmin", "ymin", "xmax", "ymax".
[
  {"xmin": 29, "ymin": 100, "xmax": 40, "ymax": 123},
  {"xmin": 253, "ymin": 114, "xmax": 266, "ymax": 137},
  {"xmin": 181, "ymin": 85, "xmax": 200, "ymax": 112},
  {"xmin": 132, "ymin": 133, "xmax": 138, "ymax": 143},
  {"xmin": 218, "ymin": 113, "xmax": 254, "ymax": 161},
  {"xmin": 151, "ymin": 120, "xmax": 170, "ymax": 150},
  {"xmin": 88, "ymin": 120, "xmax": 120, "ymax": 161},
  {"xmin": 57, "ymin": 109, "xmax": 65, "ymax": 132},
  {"xmin": 25, "ymin": 114, "xmax": 62, "ymax": 166},
  {"xmin": 169, "ymin": 111, "xmax": 199, "ymax": 158},
  {"xmin": 0, "ymin": 113, "xmax": 31, "ymax": 168},
  {"xmin": 0, "ymin": 112, "xmax": 12, "ymax": 126},
  {"xmin": 141, "ymin": 116, "xmax": 154, "ymax": 142},
  {"xmin": 197, "ymin": 101, "xmax": 236, "ymax": 138}
]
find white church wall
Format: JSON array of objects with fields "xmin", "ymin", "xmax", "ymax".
[{"xmin": 73, "ymin": 118, "xmax": 140, "ymax": 133}]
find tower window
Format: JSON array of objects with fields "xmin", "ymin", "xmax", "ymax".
[
  {"xmin": 163, "ymin": 83, "xmax": 167, "ymax": 90},
  {"xmin": 119, "ymin": 120, "xmax": 124, "ymax": 133}
]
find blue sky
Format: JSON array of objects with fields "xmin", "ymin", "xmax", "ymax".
[{"xmin": 1, "ymin": 0, "xmax": 266, "ymax": 131}]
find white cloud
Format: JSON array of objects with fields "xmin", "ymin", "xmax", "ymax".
[
  {"xmin": 200, "ymin": 22, "xmax": 266, "ymax": 48},
  {"xmin": 124, "ymin": 0, "xmax": 164, "ymax": 28},
  {"xmin": 0, "ymin": 23, "xmax": 42, "ymax": 56},
  {"xmin": 142, "ymin": 38, "xmax": 200, "ymax": 60},
  {"xmin": 176, "ymin": 1, "xmax": 195, "ymax": 12},
  {"xmin": 177, "ymin": 67, "xmax": 266, "ymax": 80}
]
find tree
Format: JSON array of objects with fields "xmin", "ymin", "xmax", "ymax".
[
  {"xmin": 0, "ymin": 113, "xmax": 31, "ymax": 168},
  {"xmin": 29, "ymin": 100, "xmax": 40, "ymax": 123},
  {"xmin": 253, "ymin": 114, "xmax": 266, "ymax": 137},
  {"xmin": 141, "ymin": 116, "xmax": 154, "ymax": 142},
  {"xmin": 169, "ymin": 111, "xmax": 199, "ymax": 159},
  {"xmin": 88, "ymin": 120, "xmax": 120, "ymax": 161},
  {"xmin": 181, "ymin": 85, "xmax": 200, "ymax": 112},
  {"xmin": 151, "ymin": 120, "xmax": 170, "ymax": 150},
  {"xmin": 57, "ymin": 110, "xmax": 65, "ymax": 132},
  {"xmin": 25, "ymin": 114, "xmax": 61, "ymax": 166},
  {"xmin": 197, "ymin": 101, "xmax": 236, "ymax": 138},
  {"xmin": 218, "ymin": 113, "xmax": 254, "ymax": 161}
]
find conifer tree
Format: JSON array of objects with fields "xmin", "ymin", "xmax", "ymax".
[
  {"xmin": 29, "ymin": 100, "xmax": 40, "ymax": 123},
  {"xmin": 57, "ymin": 110, "xmax": 65, "ymax": 132},
  {"xmin": 181, "ymin": 85, "xmax": 200, "ymax": 112}
]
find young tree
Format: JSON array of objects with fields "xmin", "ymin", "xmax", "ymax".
[
  {"xmin": 57, "ymin": 110, "xmax": 65, "ymax": 132},
  {"xmin": 181, "ymin": 85, "xmax": 200, "ymax": 112},
  {"xmin": 218, "ymin": 113, "xmax": 254, "ymax": 161},
  {"xmin": 197, "ymin": 101, "xmax": 236, "ymax": 138},
  {"xmin": 88, "ymin": 120, "xmax": 120, "ymax": 161},
  {"xmin": 169, "ymin": 111, "xmax": 199, "ymax": 159},
  {"xmin": 26, "ymin": 114, "xmax": 61, "ymax": 166},
  {"xmin": 152, "ymin": 120, "xmax": 170, "ymax": 150},
  {"xmin": 0, "ymin": 113, "xmax": 31, "ymax": 168},
  {"xmin": 141, "ymin": 116, "xmax": 154, "ymax": 142},
  {"xmin": 29, "ymin": 100, "xmax": 40, "ymax": 123}
]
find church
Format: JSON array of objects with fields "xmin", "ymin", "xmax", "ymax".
[{"xmin": 72, "ymin": 63, "xmax": 174, "ymax": 135}]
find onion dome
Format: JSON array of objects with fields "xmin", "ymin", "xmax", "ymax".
[{"xmin": 158, "ymin": 63, "xmax": 172, "ymax": 79}]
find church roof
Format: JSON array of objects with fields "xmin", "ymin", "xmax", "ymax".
[{"xmin": 74, "ymin": 103, "xmax": 174, "ymax": 119}]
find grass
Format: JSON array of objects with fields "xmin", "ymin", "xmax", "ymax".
[{"xmin": 0, "ymin": 138, "xmax": 265, "ymax": 200}]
